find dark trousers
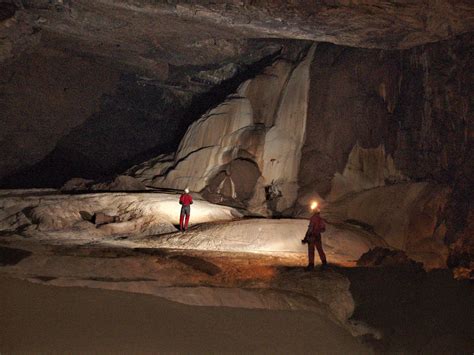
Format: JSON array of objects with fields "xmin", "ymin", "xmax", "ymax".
[
  {"xmin": 307, "ymin": 234, "xmax": 327, "ymax": 266},
  {"xmin": 179, "ymin": 205, "xmax": 190, "ymax": 230}
]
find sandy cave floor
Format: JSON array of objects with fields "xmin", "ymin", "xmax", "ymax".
[{"xmin": 0, "ymin": 236, "xmax": 473, "ymax": 354}]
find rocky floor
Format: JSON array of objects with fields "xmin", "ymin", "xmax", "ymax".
[{"xmin": 0, "ymin": 190, "xmax": 473, "ymax": 353}]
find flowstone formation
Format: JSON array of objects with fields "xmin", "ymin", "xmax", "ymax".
[
  {"xmin": 128, "ymin": 44, "xmax": 316, "ymax": 214},
  {"xmin": 129, "ymin": 34, "xmax": 473, "ymax": 270}
]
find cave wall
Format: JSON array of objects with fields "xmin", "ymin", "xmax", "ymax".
[
  {"xmin": 133, "ymin": 33, "xmax": 472, "ymax": 213},
  {"xmin": 299, "ymin": 33, "xmax": 473, "ymax": 267},
  {"xmin": 129, "ymin": 33, "xmax": 472, "ymax": 267},
  {"xmin": 0, "ymin": 45, "xmax": 121, "ymax": 183},
  {"xmin": 0, "ymin": 30, "xmax": 297, "ymax": 187},
  {"xmin": 299, "ymin": 33, "xmax": 472, "ymax": 203},
  {"xmin": 299, "ymin": 43, "xmax": 402, "ymax": 202}
]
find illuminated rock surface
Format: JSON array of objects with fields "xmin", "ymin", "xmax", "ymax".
[
  {"xmin": 0, "ymin": 1, "xmax": 473, "ymax": 352},
  {"xmin": 129, "ymin": 44, "xmax": 316, "ymax": 214},
  {"xmin": 1, "ymin": 189, "xmax": 473, "ymax": 352},
  {"xmin": 0, "ymin": 190, "xmax": 242, "ymax": 238}
]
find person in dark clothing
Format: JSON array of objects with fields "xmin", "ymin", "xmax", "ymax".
[
  {"xmin": 302, "ymin": 203, "xmax": 327, "ymax": 271},
  {"xmin": 179, "ymin": 188, "xmax": 193, "ymax": 231}
]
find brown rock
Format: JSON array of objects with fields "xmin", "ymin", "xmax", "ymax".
[
  {"xmin": 92, "ymin": 212, "xmax": 117, "ymax": 226},
  {"xmin": 357, "ymin": 247, "xmax": 423, "ymax": 269}
]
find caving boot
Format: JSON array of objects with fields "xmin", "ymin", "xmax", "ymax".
[{"xmin": 320, "ymin": 263, "xmax": 329, "ymax": 271}]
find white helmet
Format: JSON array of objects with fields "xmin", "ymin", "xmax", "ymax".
[{"xmin": 184, "ymin": 188, "xmax": 190, "ymax": 194}]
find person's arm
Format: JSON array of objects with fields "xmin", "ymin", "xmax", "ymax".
[
  {"xmin": 179, "ymin": 195, "xmax": 183, "ymax": 205},
  {"xmin": 320, "ymin": 219, "xmax": 326, "ymax": 232},
  {"xmin": 302, "ymin": 223, "xmax": 312, "ymax": 243}
]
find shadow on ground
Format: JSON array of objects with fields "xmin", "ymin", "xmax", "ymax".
[{"xmin": 334, "ymin": 266, "xmax": 474, "ymax": 354}]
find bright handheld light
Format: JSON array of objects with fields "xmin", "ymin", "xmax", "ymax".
[{"xmin": 310, "ymin": 201, "xmax": 318, "ymax": 210}]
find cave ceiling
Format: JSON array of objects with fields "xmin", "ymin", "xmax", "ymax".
[
  {"xmin": 0, "ymin": 0, "xmax": 473, "ymax": 188},
  {"xmin": 1, "ymin": 0, "xmax": 474, "ymax": 77}
]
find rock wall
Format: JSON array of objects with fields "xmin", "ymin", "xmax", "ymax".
[
  {"xmin": 0, "ymin": 46, "xmax": 121, "ymax": 183},
  {"xmin": 324, "ymin": 182, "xmax": 451, "ymax": 269},
  {"xmin": 300, "ymin": 34, "xmax": 472, "ymax": 204},
  {"xmin": 298, "ymin": 34, "xmax": 473, "ymax": 267},
  {"xmin": 326, "ymin": 144, "xmax": 406, "ymax": 202},
  {"xmin": 131, "ymin": 33, "xmax": 472, "ymax": 268},
  {"xmin": 0, "ymin": 28, "xmax": 295, "ymax": 187}
]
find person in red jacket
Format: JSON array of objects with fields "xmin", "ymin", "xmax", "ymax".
[
  {"xmin": 302, "ymin": 203, "xmax": 328, "ymax": 271},
  {"xmin": 179, "ymin": 188, "xmax": 193, "ymax": 231}
]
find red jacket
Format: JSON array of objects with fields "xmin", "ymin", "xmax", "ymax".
[
  {"xmin": 179, "ymin": 193, "xmax": 193, "ymax": 206},
  {"xmin": 308, "ymin": 213, "xmax": 326, "ymax": 235}
]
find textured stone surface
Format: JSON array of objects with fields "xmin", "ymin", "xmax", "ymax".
[
  {"xmin": 0, "ymin": 191, "xmax": 242, "ymax": 237},
  {"xmin": 166, "ymin": 0, "xmax": 474, "ymax": 49},
  {"xmin": 146, "ymin": 218, "xmax": 386, "ymax": 263},
  {"xmin": 299, "ymin": 34, "xmax": 473, "ymax": 203},
  {"xmin": 129, "ymin": 45, "xmax": 316, "ymax": 213},
  {"xmin": 324, "ymin": 182, "xmax": 451, "ymax": 269},
  {"xmin": 0, "ymin": 35, "xmax": 289, "ymax": 186},
  {"xmin": 2, "ymin": 0, "xmax": 473, "ymax": 70},
  {"xmin": 0, "ymin": 0, "xmax": 472, "ymax": 272},
  {"xmin": 1, "ymin": 0, "xmax": 472, "ymax": 191},
  {"xmin": 326, "ymin": 144, "xmax": 406, "ymax": 202}
]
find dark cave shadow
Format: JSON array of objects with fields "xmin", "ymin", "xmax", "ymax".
[
  {"xmin": 1, "ymin": 47, "xmax": 288, "ymax": 189},
  {"xmin": 0, "ymin": 145, "xmax": 106, "ymax": 188},
  {"xmin": 79, "ymin": 211, "xmax": 94, "ymax": 223},
  {"xmin": 0, "ymin": 246, "xmax": 32, "ymax": 266},
  {"xmin": 332, "ymin": 266, "xmax": 474, "ymax": 353}
]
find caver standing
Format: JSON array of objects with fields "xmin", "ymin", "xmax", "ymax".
[
  {"xmin": 179, "ymin": 188, "xmax": 193, "ymax": 231},
  {"xmin": 302, "ymin": 203, "xmax": 328, "ymax": 271}
]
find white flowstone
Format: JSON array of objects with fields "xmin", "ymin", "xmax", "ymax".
[{"xmin": 129, "ymin": 45, "xmax": 318, "ymax": 214}]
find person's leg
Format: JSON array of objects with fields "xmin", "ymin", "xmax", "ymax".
[
  {"xmin": 179, "ymin": 207, "xmax": 185, "ymax": 231},
  {"xmin": 184, "ymin": 206, "xmax": 190, "ymax": 230},
  {"xmin": 315, "ymin": 234, "xmax": 327, "ymax": 265},
  {"xmin": 307, "ymin": 241, "xmax": 315, "ymax": 270},
  {"xmin": 184, "ymin": 206, "xmax": 191, "ymax": 230}
]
